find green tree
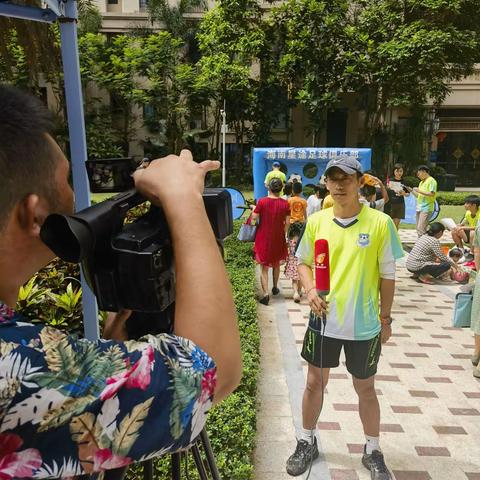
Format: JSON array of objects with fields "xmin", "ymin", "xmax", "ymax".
[
  {"xmin": 344, "ymin": 0, "xmax": 480, "ymax": 169},
  {"xmin": 268, "ymin": 0, "xmax": 350, "ymax": 144},
  {"xmin": 79, "ymin": 33, "xmax": 147, "ymax": 154},
  {"xmin": 196, "ymin": 0, "xmax": 267, "ymax": 178},
  {"xmin": 133, "ymin": 32, "xmax": 211, "ymax": 153}
]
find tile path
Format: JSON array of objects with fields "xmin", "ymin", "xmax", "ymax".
[{"xmin": 253, "ymin": 230, "xmax": 480, "ymax": 480}]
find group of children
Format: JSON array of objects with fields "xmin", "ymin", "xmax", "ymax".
[{"xmin": 281, "ymin": 180, "xmax": 327, "ymax": 302}]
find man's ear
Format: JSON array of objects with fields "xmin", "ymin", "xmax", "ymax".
[
  {"xmin": 359, "ymin": 175, "xmax": 365, "ymax": 186},
  {"xmin": 17, "ymin": 194, "xmax": 50, "ymax": 237}
]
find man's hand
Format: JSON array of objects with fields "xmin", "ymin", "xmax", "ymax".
[
  {"xmin": 133, "ymin": 150, "xmax": 220, "ymax": 207},
  {"xmin": 307, "ymin": 289, "xmax": 328, "ymax": 317},
  {"xmin": 380, "ymin": 324, "xmax": 392, "ymax": 344},
  {"xmin": 103, "ymin": 310, "xmax": 132, "ymax": 341}
]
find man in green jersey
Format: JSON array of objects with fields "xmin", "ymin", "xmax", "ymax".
[
  {"xmin": 264, "ymin": 160, "xmax": 287, "ymax": 189},
  {"xmin": 408, "ymin": 165, "xmax": 437, "ymax": 237},
  {"xmin": 286, "ymin": 157, "xmax": 404, "ymax": 479}
]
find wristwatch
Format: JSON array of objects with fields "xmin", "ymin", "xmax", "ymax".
[{"xmin": 380, "ymin": 315, "xmax": 393, "ymax": 326}]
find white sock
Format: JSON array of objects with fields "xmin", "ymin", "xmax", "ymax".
[
  {"xmin": 299, "ymin": 427, "xmax": 316, "ymax": 444},
  {"xmin": 365, "ymin": 435, "xmax": 380, "ymax": 454}
]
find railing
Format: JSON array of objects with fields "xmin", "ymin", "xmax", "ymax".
[{"xmin": 440, "ymin": 117, "xmax": 480, "ymax": 131}]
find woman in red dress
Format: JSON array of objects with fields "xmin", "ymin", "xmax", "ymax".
[{"xmin": 252, "ymin": 177, "xmax": 291, "ymax": 305}]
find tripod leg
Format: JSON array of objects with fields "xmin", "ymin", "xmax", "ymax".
[
  {"xmin": 143, "ymin": 460, "xmax": 153, "ymax": 480},
  {"xmin": 171, "ymin": 452, "xmax": 181, "ymax": 480},
  {"xmin": 199, "ymin": 430, "xmax": 221, "ymax": 480},
  {"xmin": 191, "ymin": 443, "xmax": 209, "ymax": 480}
]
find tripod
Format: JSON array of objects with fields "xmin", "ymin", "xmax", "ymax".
[{"xmin": 103, "ymin": 429, "xmax": 221, "ymax": 480}]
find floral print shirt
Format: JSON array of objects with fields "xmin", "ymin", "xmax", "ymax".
[{"xmin": 0, "ymin": 302, "xmax": 216, "ymax": 479}]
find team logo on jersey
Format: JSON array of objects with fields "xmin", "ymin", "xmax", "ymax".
[
  {"xmin": 315, "ymin": 253, "xmax": 326, "ymax": 265},
  {"xmin": 357, "ymin": 233, "xmax": 370, "ymax": 248}
]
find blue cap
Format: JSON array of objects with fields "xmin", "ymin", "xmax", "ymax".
[{"xmin": 272, "ymin": 161, "xmax": 281, "ymax": 167}]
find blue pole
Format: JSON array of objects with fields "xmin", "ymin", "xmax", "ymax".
[{"xmin": 59, "ymin": 0, "xmax": 99, "ymax": 340}]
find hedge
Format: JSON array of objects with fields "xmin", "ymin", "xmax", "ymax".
[
  {"xmin": 436, "ymin": 191, "xmax": 478, "ymax": 205},
  {"xmin": 16, "ymin": 219, "xmax": 260, "ymax": 480}
]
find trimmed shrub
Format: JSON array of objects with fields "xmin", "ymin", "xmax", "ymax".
[
  {"xmin": 402, "ymin": 176, "xmax": 419, "ymax": 188},
  {"xmin": 436, "ymin": 192, "xmax": 476, "ymax": 205}
]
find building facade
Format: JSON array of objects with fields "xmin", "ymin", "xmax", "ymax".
[{"xmin": 91, "ymin": 0, "xmax": 480, "ymax": 186}]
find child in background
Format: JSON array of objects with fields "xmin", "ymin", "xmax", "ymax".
[
  {"xmin": 306, "ymin": 184, "xmax": 327, "ymax": 217},
  {"xmin": 284, "ymin": 222, "xmax": 304, "ymax": 302},
  {"xmin": 288, "ymin": 182, "xmax": 307, "ymax": 223},
  {"xmin": 359, "ymin": 175, "xmax": 389, "ymax": 211},
  {"xmin": 451, "ymin": 195, "xmax": 480, "ymax": 257},
  {"xmin": 449, "ymin": 248, "xmax": 474, "ymax": 283},
  {"xmin": 282, "ymin": 181, "xmax": 293, "ymax": 200}
]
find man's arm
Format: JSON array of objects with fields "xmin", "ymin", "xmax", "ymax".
[
  {"xmin": 298, "ymin": 263, "xmax": 327, "ymax": 316},
  {"xmin": 133, "ymin": 151, "xmax": 242, "ymax": 404},
  {"xmin": 379, "ymin": 278, "xmax": 395, "ymax": 343},
  {"xmin": 284, "ymin": 215, "xmax": 291, "ymax": 234},
  {"xmin": 372, "ymin": 176, "xmax": 389, "ymax": 204}
]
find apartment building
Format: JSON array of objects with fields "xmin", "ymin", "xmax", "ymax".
[{"xmin": 92, "ymin": 0, "xmax": 480, "ymax": 186}]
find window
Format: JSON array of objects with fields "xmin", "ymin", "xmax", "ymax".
[
  {"xmin": 108, "ymin": 0, "xmax": 118, "ymax": 4},
  {"xmin": 139, "ymin": 0, "xmax": 148, "ymax": 9}
]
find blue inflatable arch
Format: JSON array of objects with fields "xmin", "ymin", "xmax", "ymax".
[{"xmin": 253, "ymin": 147, "xmax": 372, "ymax": 201}]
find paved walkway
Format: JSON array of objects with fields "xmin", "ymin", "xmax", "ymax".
[{"xmin": 253, "ymin": 231, "xmax": 480, "ymax": 480}]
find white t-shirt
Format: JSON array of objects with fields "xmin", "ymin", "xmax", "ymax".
[
  {"xmin": 360, "ymin": 197, "xmax": 385, "ymax": 212},
  {"xmin": 306, "ymin": 195, "xmax": 323, "ymax": 217}
]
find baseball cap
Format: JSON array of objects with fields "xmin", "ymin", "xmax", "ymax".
[
  {"xmin": 324, "ymin": 156, "xmax": 362, "ymax": 175},
  {"xmin": 272, "ymin": 161, "xmax": 281, "ymax": 167}
]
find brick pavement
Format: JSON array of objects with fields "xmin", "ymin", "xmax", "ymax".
[{"xmin": 253, "ymin": 236, "xmax": 479, "ymax": 480}]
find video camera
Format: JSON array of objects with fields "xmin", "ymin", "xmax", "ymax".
[{"xmin": 40, "ymin": 158, "xmax": 233, "ymax": 336}]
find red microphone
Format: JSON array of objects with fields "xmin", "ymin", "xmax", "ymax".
[{"xmin": 315, "ymin": 239, "xmax": 330, "ymax": 297}]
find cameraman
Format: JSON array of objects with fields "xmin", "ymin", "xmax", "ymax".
[{"xmin": 0, "ymin": 85, "xmax": 241, "ymax": 478}]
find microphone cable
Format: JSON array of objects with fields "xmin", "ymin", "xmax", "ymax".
[{"xmin": 305, "ymin": 310, "xmax": 327, "ymax": 480}]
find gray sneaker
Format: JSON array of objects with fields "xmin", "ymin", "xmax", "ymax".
[
  {"xmin": 362, "ymin": 447, "xmax": 392, "ymax": 480},
  {"xmin": 286, "ymin": 438, "xmax": 319, "ymax": 476}
]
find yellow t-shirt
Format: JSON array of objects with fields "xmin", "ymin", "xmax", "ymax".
[
  {"xmin": 264, "ymin": 170, "xmax": 286, "ymax": 186},
  {"xmin": 322, "ymin": 194, "xmax": 334, "ymax": 209},
  {"xmin": 296, "ymin": 206, "xmax": 404, "ymax": 340},
  {"xmin": 463, "ymin": 210, "xmax": 480, "ymax": 228},
  {"xmin": 288, "ymin": 196, "xmax": 307, "ymax": 223},
  {"xmin": 417, "ymin": 176, "xmax": 437, "ymax": 213}
]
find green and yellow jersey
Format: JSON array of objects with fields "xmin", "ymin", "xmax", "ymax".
[
  {"xmin": 296, "ymin": 205, "xmax": 404, "ymax": 341},
  {"xmin": 264, "ymin": 170, "xmax": 286, "ymax": 186},
  {"xmin": 416, "ymin": 176, "xmax": 437, "ymax": 213},
  {"xmin": 461, "ymin": 210, "xmax": 480, "ymax": 229}
]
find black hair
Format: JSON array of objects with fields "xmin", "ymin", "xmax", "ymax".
[
  {"xmin": 449, "ymin": 248, "xmax": 463, "ymax": 258},
  {"xmin": 417, "ymin": 165, "xmax": 430, "ymax": 173},
  {"xmin": 464, "ymin": 195, "xmax": 480, "ymax": 207},
  {"xmin": 314, "ymin": 184, "xmax": 327, "ymax": 199},
  {"xmin": 287, "ymin": 221, "xmax": 304, "ymax": 239},
  {"xmin": 284, "ymin": 182, "xmax": 293, "ymax": 196},
  {"xmin": 426, "ymin": 222, "xmax": 445, "ymax": 236},
  {"xmin": 393, "ymin": 163, "xmax": 404, "ymax": 171},
  {"xmin": 292, "ymin": 182, "xmax": 303, "ymax": 194},
  {"xmin": 0, "ymin": 85, "xmax": 59, "ymax": 230},
  {"xmin": 360, "ymin": 185, "xmax": 376, "ymax": 198},
  {"xmin": 269, "ymin": 177, "xmax": 283, "ymax": 194}
]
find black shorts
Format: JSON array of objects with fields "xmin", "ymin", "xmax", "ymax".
[
  {"xmin": 301, "ymin": 313, "xmax": 382, "ymax": 379},
  {"xmin": 389, "ymin": 202, "xmax": 405, "ymax": 220}
]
